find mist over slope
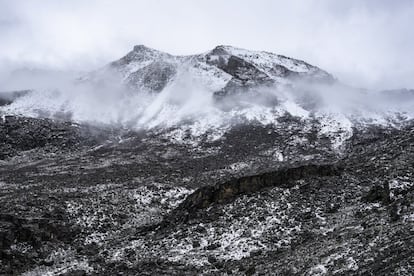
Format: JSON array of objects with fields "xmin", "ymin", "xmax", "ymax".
[
  {"xmin": 1, "ymin": 45, "xmax": 413, "ymax": 144},
  {"xmin": 2, "ymin": 45, "xmax": 414, "ymax": 275}
]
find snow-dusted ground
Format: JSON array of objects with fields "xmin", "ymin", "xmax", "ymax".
[{"xmin": 1, "ymin": 107, "xmax": 413, "ymax": 275}]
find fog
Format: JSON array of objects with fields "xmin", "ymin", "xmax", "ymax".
[{"xmin": 1, "ymin": 66, "xmax": 413, "ymax": 138}]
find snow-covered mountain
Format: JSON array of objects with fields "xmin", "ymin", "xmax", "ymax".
[
  {"xmin": 2, "ymin": 46, "xmax": 414, "ymax": 275},
  {"xmin": 86, "ymin": 45, "xmax": 334, "ymax": 95}
]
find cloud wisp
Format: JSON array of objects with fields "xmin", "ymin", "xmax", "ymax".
[{"xmin": 1, "ymin": 67, "xmax": 413, "ymax": 140}]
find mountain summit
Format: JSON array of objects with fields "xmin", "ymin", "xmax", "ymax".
[{"xmin": 96, "ymin": 45, "xmax": 334, "ymax": 95}]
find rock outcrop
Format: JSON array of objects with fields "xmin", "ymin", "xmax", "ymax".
[{"xmin": 171, "ymin": 163, "xmax": 342, "ymax": 221}]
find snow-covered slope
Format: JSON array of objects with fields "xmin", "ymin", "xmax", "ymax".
[{"xmin": 89, "ymin": 45, "xmax": 334, "ymax": 95}]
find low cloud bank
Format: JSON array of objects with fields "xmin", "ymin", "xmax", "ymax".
[{"xmin": 1, "ymin": 69, "xmax": 414, "ymax": 136}]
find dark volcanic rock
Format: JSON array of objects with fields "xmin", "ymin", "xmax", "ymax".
[
  {"xmin": 171, "ymin": 163, "xmax": 342, "ymax": 222},
  {"xmin": 362, "ymin": 183, "xmax": 391, "ymax": 204},
  {"xmin": 212, "ymin": 55, "xmax": 270, "ymax": 82}
]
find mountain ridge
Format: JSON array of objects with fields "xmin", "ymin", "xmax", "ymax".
[{"xmin": 94, "ymin": 44, "xmax": 335, "ymax": 95}]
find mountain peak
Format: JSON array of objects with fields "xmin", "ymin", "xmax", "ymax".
[
  {"xmin": 132, "ymin": 44, "xmax": 157, "ymax": 52},
  {"xmin": 210, "ymin": 45, "xmax": 234, "ymax": 55},
  {"xmin": 209, "ymin": 45, "xmax": 251, "ymax": 56},
  {"xmin": 105, "ymin": 44, "xmax": 334, "ymax": 95}
]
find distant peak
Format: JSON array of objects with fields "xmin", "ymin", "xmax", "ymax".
[
  {"xmin": 210, "ymin": 45, "xmax": 237, "ymax": 55},
  {"xmin": 133, "ymin": 44, "xmax": 154, "ymax": 52}
]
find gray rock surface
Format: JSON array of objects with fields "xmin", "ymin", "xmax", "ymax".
[{"xmin": 0, "ymin": 115, "xmax": 413, "ymax": 275}]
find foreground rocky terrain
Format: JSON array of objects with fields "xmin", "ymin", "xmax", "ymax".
[{"xmin": 0, "ymin": 114, "xmax": 413, "ymax": 275}]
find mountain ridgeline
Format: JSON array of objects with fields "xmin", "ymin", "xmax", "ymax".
[{"xmin": 94, "ymin": 45, "xmax": 335, "ymax": 95}]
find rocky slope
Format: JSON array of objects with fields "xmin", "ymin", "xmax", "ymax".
[
  {"xmin": 0, "ymin": 115, "xmax": 413, "ymax": 275},
  {"xmin": 0, "ymin": 46, "xmax": 413, "ymax": 275}
]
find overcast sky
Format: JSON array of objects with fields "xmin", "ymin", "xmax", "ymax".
[{"xmin": 0, "ymin": 0, "xmax": 413, "ymax": 89}]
